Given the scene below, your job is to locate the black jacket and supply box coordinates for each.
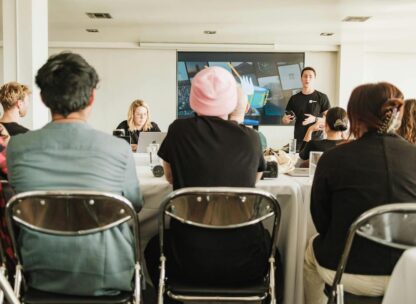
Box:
[311,131,416,275]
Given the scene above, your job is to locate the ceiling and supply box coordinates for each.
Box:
[4,0,416,48]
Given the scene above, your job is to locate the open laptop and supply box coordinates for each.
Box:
[137,132,167,153]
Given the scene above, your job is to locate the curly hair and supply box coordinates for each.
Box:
[397,99,416,144]
[0,82,30,111]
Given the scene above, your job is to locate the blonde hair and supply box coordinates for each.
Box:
[127,99,152,131]
[0,82,31,111]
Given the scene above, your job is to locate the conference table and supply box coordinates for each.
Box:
[136,155,315,304]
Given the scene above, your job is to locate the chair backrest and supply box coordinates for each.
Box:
[327,202,416,304]
[5,190,141,265]
[158,187,281,256]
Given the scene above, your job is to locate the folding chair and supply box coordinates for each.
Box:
[5,190,142,304]
[326,203,416,304]
[0,240,19,304]
[157,187,281,303]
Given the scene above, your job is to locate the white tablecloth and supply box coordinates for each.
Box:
[137,156,313,304]
[382,248,416,304]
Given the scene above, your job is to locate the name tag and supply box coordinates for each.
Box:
[309,100,317,104]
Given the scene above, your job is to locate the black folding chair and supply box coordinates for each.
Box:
[157,187,281,303]
[5,190,142,304]
[327,203,416,304]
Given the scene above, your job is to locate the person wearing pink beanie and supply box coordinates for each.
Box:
[145,66,276,304]
[189,66,238,119]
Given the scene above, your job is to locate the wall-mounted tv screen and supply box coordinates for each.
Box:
[177,52,305,125]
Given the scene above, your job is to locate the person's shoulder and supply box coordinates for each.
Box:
[116,120,128,129]
[314,90,329,99]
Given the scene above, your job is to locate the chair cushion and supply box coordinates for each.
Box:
[22,288,132,304]
[167,279,269,297]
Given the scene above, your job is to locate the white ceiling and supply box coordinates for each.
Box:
[4,0,416,47]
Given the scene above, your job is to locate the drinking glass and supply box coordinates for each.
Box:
[289,139,297,154]
[309,151,323,178]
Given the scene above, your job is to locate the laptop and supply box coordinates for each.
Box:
[137,132,167,153]
[286,168,309,177]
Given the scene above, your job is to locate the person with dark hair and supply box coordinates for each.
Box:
[0,82,31,135]
[282,67,331,149]
[303,82,416,304]
[7,52,142,296]
[299,107,348,160]
[397,99,416,144]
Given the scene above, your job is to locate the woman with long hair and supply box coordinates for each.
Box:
[304,82,416,304]
[397,99,416,144]
[115,99,160,148]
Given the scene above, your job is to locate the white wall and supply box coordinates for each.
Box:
[49,48,177,134]
[364,52,416,99]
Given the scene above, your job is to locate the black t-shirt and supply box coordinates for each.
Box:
[2,122,29,136]
[158,116,266,190]
[115,120,160,145]
[157,116,268,285]
[286,90,330,142]
[299,139,343,160]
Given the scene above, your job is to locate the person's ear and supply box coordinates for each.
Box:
[88,89,96,106]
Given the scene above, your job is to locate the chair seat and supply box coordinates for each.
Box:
[167,280,269,297]
[22,288,132,304]
[324,284,383,304]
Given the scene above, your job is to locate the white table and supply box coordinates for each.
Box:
[136,156,314,304]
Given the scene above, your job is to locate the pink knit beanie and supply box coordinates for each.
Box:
[190,67,237,117]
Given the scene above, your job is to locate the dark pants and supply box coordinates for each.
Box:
[145,221,284,303]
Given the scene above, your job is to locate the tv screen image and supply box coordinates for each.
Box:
[177,52,305,126]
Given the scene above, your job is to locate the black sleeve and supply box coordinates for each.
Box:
[286,96,294,112]
[310,153,332,235]
[157,122,174,163]
[319,93,331,114]
[151,122,161,132]
[299,141,314,160]
[116,120,128,133]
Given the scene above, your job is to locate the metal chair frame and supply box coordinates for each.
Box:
[327,203,416,304]
[5,190,142,304]
[157,187,281,303]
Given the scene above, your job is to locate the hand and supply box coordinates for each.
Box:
[302,114,316,126]
[310,120,324,132]
[240,75,254,96]
[282,114,295,124]
[131,144,138,152]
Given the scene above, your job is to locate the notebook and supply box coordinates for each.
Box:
[137,132,167,153]
[286,168,309,177]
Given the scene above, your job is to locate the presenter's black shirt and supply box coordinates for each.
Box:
[115,120,160,145]
[286,90,330,142]
[2,122,29,136]
[158,116,266,190]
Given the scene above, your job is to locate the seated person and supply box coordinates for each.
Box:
[115,99,160,151]
[304,82,416,304]
[299,107,347,160]
[229,85,268,151]
[0,82,31,135]
[397,99,416,144]
[7,52,142,296]
[145,67,281,302]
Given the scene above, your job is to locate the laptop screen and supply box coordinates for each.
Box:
[137,132,167,153]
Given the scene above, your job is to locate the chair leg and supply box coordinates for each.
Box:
[336,284,344,304]
[134,263,141,304]
[269,257,276,304]
[158,255,166,304]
